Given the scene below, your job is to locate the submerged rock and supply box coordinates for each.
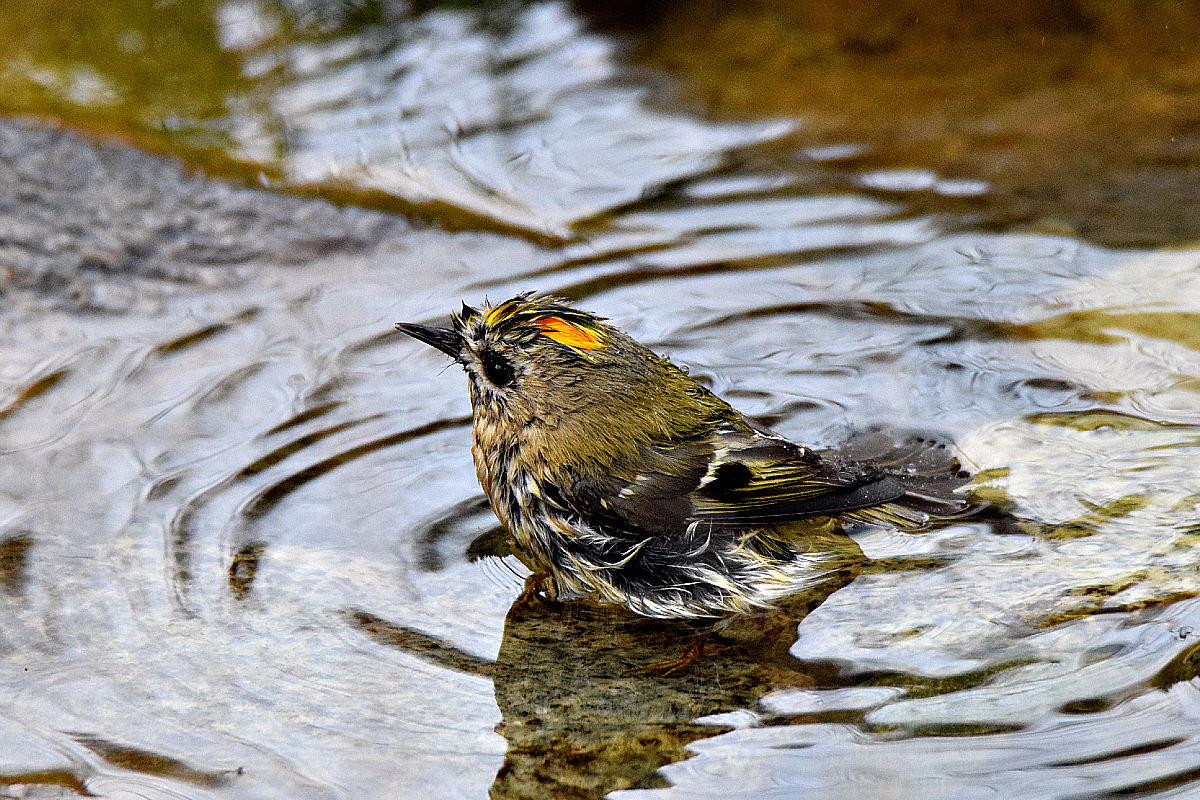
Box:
[0,120,403,309]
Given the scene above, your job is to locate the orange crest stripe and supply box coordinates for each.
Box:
[536,317,604,350]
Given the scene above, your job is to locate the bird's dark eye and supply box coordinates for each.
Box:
[482,350,516,388]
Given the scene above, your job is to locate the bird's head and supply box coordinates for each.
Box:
[395,293,735,456]
[397,294,624,426]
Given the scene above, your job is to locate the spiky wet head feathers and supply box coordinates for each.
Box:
[456,293,607,356]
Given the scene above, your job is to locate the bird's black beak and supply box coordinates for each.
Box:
[394,322,463,359]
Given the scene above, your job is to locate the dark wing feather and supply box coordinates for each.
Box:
[563,424,964,538]
[600,437,715,537]
[687,429,908,526]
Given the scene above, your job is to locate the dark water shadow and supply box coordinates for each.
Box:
[348,566,858,799]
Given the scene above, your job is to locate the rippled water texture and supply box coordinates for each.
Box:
[3,2,1200,799]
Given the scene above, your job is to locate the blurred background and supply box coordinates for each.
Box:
[2,1,1200,798]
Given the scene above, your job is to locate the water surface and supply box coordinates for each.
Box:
[2,2,1200,799]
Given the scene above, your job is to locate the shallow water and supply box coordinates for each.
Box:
[3,2,1200,799]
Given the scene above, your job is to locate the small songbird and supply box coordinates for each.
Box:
[396,294,971,620]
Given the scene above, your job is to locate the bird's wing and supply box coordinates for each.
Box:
[565,425,920,538]
[684,427,908,526]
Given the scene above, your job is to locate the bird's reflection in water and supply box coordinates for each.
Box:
[349,549,857,799]
[488,577,855,799]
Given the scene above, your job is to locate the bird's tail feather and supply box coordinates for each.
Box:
[832,427,978,530]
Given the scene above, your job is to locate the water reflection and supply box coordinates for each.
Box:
[356,567,856,799]
[234,2,793,238]
[589,0,1200,247]
[622,672,1200,800]
[0,0,794,240]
